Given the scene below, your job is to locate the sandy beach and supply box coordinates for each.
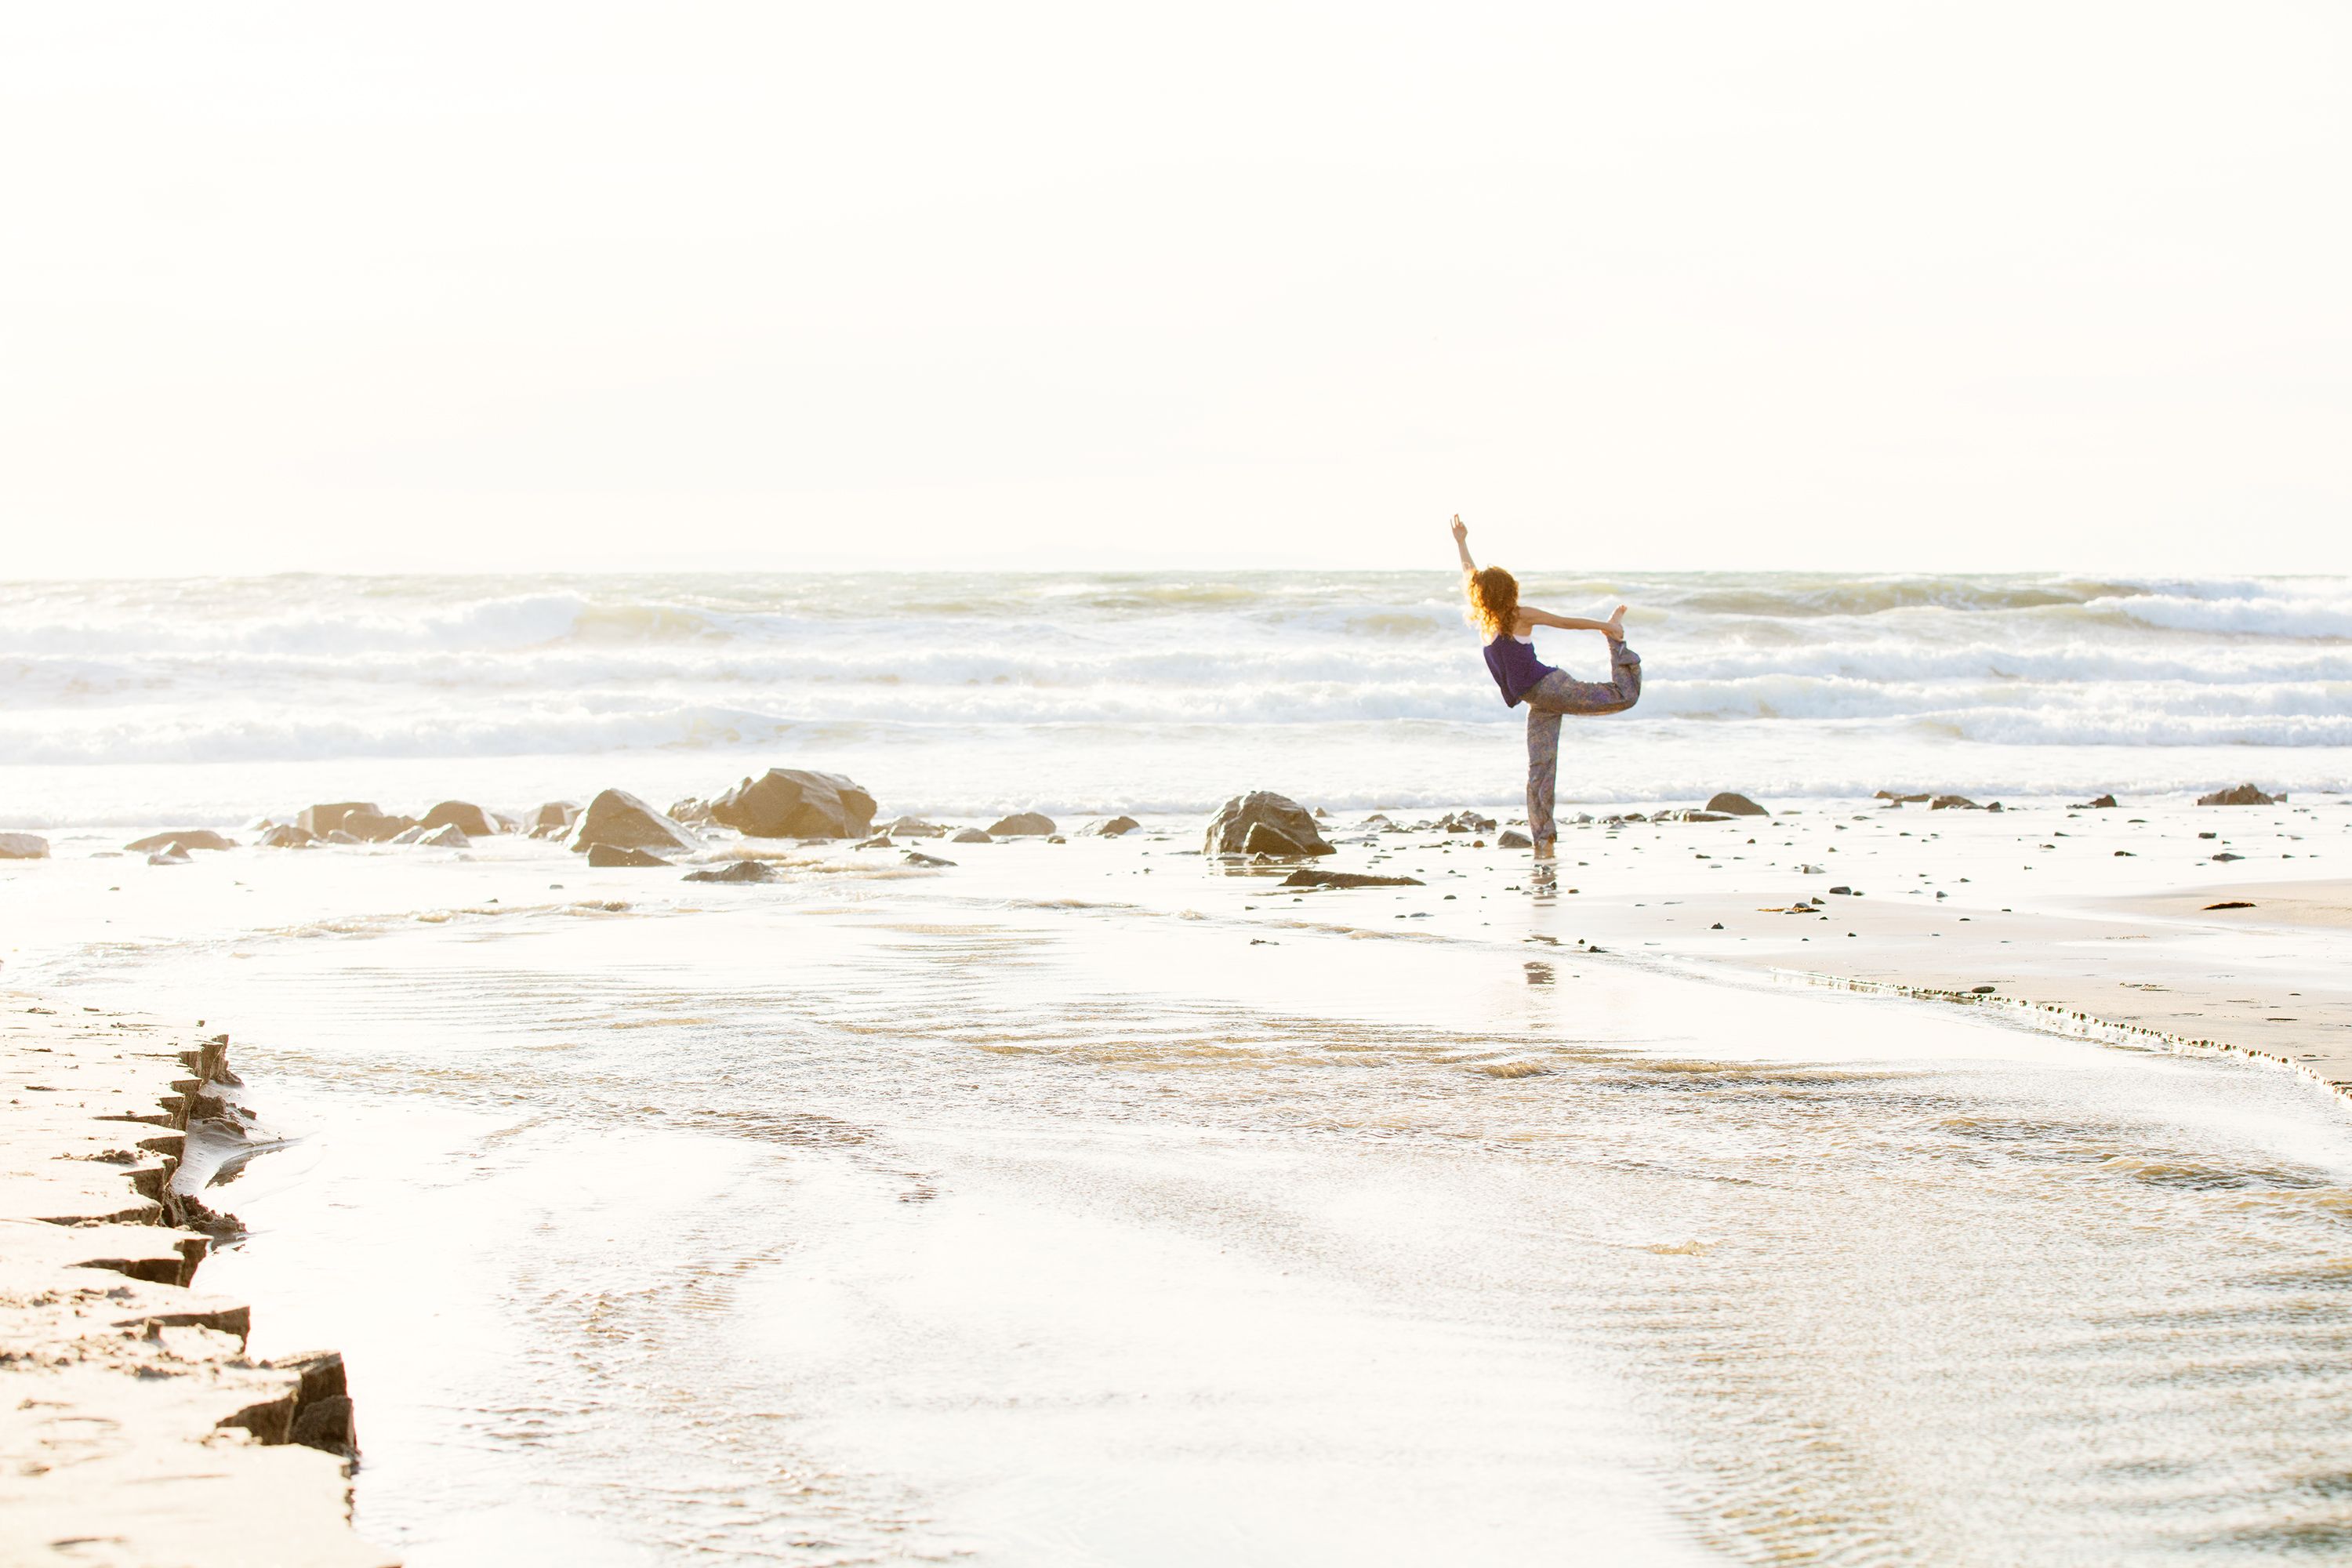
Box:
[8,779,2352,1563]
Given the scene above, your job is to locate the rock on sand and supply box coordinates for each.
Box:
[2198,783,2278,806]
[1205,792,1334,858]
[586,843,671,867]
[708,769,878,840]
[124,830,236,853]
[1704,792,1770,816]
[419,801,495,837]
[988,812,1057,837]
[683,860,777,883]
[0,833,49,859]
[1079,816,1142,837]
[569,789,699,855]
[296,802,379,836]
[1281,868,1423,888]
[952,828,992,844]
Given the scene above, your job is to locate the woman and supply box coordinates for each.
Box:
[1450,514,1641,860]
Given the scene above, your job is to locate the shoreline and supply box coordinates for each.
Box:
[0,996,394,1567]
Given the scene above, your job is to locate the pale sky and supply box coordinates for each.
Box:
[3,2,2346,575]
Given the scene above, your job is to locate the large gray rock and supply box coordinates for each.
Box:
[1704,792,1769,816]
[568,789,699,855]
[988,812,1057,837]
[0,833,50,859]
[1206,792,1334,858]
[707,769,877,840]
[125,829,236,853]
[419,801,495,837]
[2198,782,2278,806]
[296,802,379,837]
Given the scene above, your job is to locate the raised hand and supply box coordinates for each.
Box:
[1449,514,1468,546]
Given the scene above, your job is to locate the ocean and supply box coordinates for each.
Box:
[3,572,2348,829]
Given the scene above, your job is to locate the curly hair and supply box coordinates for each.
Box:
[1464,565,1520,640]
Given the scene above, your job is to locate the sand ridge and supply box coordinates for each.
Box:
[0,998,395,1568]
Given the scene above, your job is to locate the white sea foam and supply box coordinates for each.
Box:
[2,571,2347,821]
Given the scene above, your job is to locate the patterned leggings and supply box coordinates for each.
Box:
[1524,641,1642,847]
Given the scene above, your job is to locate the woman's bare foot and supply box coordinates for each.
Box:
[1532,842,1556,861]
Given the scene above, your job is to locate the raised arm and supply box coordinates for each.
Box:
[1449,514,1476,575]
[1521,603,1628,641]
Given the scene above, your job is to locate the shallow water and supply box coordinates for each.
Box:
[20,837,2352,1565]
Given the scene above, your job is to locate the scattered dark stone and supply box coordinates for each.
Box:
[125,829,236,854]
[296,802,379,837]
[2114,850,2134,857]
[2211,851,2245,862]
[1280,869,1425,889]
[1435,811,1497,834]
[1929,796,1980,811]
[903,851,956,867]
[1828,885,1853,895]
[1710,921,1724,930]
[1705,792,1769,816]
[1205,791,1334,858]
[2198,783,2277,806]
[586,844,670,867]
[987,811,1058,837]
[419,801,495,837]
[683,860,777,883]
[952,828,992,844]
[2204,900,2256,910]
[1045,834,1067,844]
[1970,985,1997,994]
[2198,831,2218,840]
[1875,791,1930,803]
[2073,794,2119,809]
[708,768,878,839]
[569,789,697,855]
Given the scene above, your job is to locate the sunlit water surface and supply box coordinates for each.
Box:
[20,841,2352,1566]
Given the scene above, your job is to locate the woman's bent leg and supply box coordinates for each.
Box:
[1523,643,1642,717]
[1526,704,1563,848]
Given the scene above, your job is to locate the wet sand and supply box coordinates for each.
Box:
[6,789,2352,1563]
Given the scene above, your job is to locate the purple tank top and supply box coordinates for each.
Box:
[1483,636,1555,708]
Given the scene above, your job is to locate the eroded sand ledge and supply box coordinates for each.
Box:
[0,995,395,1567]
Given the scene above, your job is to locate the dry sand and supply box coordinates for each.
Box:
[1272,792,2352,1098]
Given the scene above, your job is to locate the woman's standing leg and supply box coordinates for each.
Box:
[1519,641,1642,853]
[1526,702,1564,850]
